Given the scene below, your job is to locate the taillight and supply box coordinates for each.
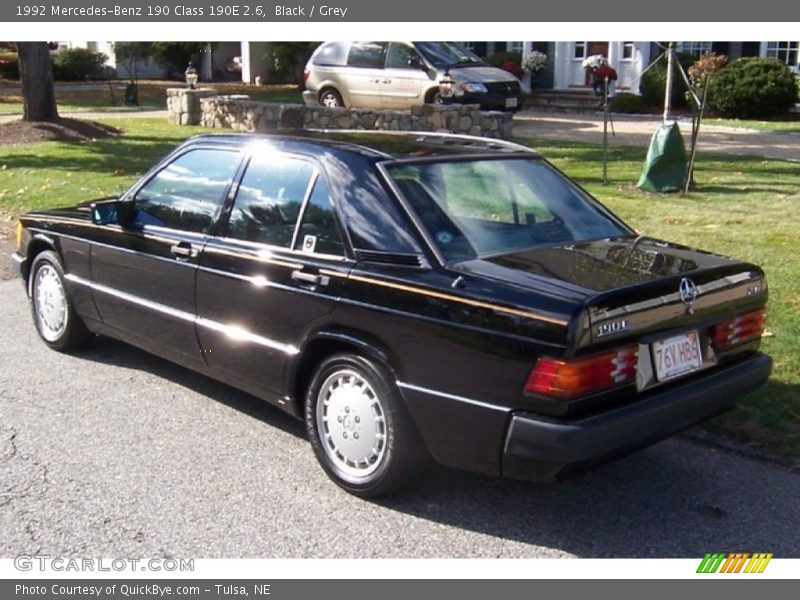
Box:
[711,308,766,350]
[525,345,638,398]
[303,68,310,82]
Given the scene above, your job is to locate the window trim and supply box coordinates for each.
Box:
[219,148,352,261]
[765,41,799,67]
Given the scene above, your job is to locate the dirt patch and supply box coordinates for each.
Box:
[0,117,120,146]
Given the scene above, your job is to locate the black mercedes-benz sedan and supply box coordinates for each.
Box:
[12,131,771,497]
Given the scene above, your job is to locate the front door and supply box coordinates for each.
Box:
[90,147,243,364]
[569,41,609,87]
[344,42,388,108]
[381,42,431,108]
[196,149,352,397]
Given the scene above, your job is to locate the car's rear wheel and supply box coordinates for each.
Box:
[305,353,424,497]
[319,88,344,108]
[29,251,92,352]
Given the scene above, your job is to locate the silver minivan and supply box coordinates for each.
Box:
[302,42,523,111]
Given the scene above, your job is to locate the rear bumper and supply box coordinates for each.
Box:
[302,90,319,107]
[502,353,773,481]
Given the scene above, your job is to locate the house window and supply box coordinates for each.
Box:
[462,42,477,52]
[574,42,586,59]
[622,42,635,60]
[675,42,713,56]
[508,42,524,54]
[765,41,799,67]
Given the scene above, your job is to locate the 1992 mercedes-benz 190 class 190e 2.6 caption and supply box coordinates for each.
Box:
[12,131,772,497]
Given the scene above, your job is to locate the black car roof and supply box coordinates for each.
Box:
[183,130,537,161]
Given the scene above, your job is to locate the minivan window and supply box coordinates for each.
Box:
[227,154,315,247]
[312,41,348,66]
[385,43,423,70]
[133,149,241,233]
[347,42,387,69]
[414,42,485,69]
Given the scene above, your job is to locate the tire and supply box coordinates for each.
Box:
[305,353,425,497]
[29,250,92,352]
[425,90,443,105]
[318,88,344,108]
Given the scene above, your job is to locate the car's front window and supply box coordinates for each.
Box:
[133,149,241,233]
[414,42,484,69]
[386,158,632,262]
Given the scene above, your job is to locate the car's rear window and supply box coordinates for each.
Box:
[312,42,349,66]
[386,158,632,262]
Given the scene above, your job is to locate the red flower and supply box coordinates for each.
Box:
[500,61,524,78]
[593,64,618,81]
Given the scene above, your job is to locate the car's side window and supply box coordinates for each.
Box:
[294,177,345,257]
[133,149,241,233]
[347,42,387,69]
[385,43,421,70]
[227,154,315,248]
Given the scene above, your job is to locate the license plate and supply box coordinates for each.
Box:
[505,97,518,108]
[652,330,703,382]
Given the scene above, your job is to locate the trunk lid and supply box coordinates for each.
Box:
[452,237,767,349]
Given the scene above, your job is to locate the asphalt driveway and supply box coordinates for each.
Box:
[1,277,799,558]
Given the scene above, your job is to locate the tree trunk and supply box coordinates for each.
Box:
[17,42,59,122]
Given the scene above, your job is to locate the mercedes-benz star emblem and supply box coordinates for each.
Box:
[679,277,699,314]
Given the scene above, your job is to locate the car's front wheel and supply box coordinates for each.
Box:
[305,353,424,497]
[29,250,92,352]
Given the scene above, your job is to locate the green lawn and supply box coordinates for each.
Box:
[0,119,797,462]
[0,82,303,114]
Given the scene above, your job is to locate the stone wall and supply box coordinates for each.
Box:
[166,89,513,139]
[166,88,216,126]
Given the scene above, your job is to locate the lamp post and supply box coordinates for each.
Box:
[184,61,198,90]
[438,69,454,105]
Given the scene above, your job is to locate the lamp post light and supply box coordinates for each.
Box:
[438,69,454,105]
[185,61,198,90]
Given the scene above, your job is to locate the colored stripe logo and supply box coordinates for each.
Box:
[697,553,773,573]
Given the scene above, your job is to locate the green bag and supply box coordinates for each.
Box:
[637,122,687,193]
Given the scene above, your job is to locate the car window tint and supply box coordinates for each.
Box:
[294,178,344,256]
[133,149,240,233]
[385,43,421,69]
[387,159,630,261]
[347,42,387,69]
[313,42,348,66]
[227,154,315,247]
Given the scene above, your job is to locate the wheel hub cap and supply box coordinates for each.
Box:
[35,265,67,341]
[317,369,386,478]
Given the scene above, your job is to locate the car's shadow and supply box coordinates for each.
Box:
[73,336,800,558]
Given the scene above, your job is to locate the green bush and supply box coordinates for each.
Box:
[640,52,696,109]
[0,51,19,80]
[52,48,108,80]
[708,57,799,119]
[487,51,522,68]
[608,92,648,114]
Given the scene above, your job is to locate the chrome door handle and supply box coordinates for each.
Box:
[170,243,198,259]
[291,270,330,286]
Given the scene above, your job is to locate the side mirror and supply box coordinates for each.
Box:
[91,199,133,226]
